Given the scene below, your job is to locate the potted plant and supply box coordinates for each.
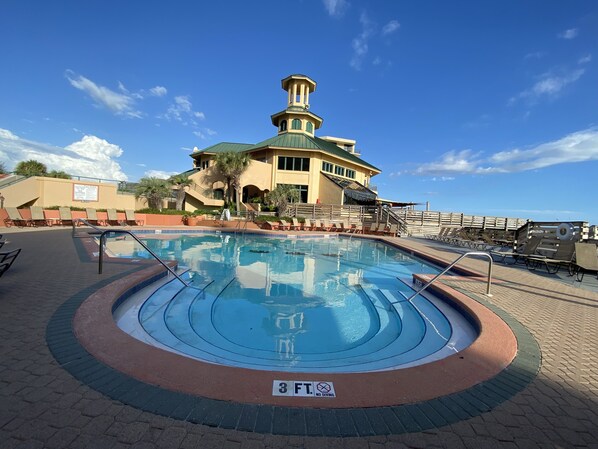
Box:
[182,212,199,226]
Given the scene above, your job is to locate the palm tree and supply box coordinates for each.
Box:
[134,177,171,210]
[213,151,251,213]
[168,174,193,211]
[265,185,300,216]
[14,160,47,177]
[48,170,71,179]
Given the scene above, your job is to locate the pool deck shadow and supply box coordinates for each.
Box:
[2,227,598,447]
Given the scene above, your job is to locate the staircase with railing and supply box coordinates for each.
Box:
[186,183,224,207]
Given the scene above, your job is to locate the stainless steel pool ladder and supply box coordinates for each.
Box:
[73,218,194,288]
[404,251,493,302]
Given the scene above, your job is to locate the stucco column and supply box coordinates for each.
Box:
[288,88,292,105]
[299,84,305,106]
[292,83,297,105]
[305,88,310,107]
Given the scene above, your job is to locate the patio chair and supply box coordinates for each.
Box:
[30,206,49,227]
[3,207,32,227]
[320,220,333,231]
[85,208,106,226]
[263,221,280,230]
[303,218,315,231]
[374,223,388,235]
[365,223,378,234]
[279,220,291,231]
[525,241,576,274]
[106,209,121,226]
[385,223,400,237]
[490,236,543,264]
[125,210,144,226]
[58,207,73,226]
[0,248,21,278]
[290,218,302,230]
[572,242,598,282]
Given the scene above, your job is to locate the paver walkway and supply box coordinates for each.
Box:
[1,228,597,448]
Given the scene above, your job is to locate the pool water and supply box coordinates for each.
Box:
[114,233,477,373]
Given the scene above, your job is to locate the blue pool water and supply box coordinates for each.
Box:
[114,233,477,372]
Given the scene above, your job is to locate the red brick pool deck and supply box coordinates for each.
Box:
[2,226,598,447]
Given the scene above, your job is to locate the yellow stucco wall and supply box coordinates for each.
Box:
[319,173,344,204]
[1,176,138,209]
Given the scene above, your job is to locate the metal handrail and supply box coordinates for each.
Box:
[72,218,104,234]
[97,229,189,287]
[405,251,493,302]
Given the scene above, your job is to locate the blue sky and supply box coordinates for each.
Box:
[1,1,597,224]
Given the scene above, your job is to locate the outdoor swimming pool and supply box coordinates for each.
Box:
[114,233,477,373]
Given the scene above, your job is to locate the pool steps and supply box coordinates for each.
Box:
[137,277,453,372]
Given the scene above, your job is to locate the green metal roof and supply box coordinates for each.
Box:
[191,142,254,157]
[246,133,381,172]
[192,134,380,173]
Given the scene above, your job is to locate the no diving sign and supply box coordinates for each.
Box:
[272,380,336,398]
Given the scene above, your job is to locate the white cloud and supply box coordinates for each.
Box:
[350,12,374,70]
[578,54,592,64]
[558,28,578,39]
[150,86,167,97]
[0,129,18,140]
[431,176,455,182]
[382,20,400,35]
[412,127,598,176]
[193,130,206,139]
[144,170,177,179]
[322,0,348,17]
[524,51,546,60]
[66,70,143,119]
[162,95,205,125]
[205,128,217,136]
[509,68,585,104]
[0,128,128,180]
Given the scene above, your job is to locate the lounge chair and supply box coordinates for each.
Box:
[320,220,333,231]
[290,218,302,230]
[525,241,576,274]
[490,236,542,264]
[263,221,279,230]
[303,219,314,231]
[106,209,121,226]
[85,208,106,226]
[385,223,400,237]
[58,207,73,226]
[331,221,343,232]
[0,248,21,278]
[374,223,387,235]
[365,223,378,234]
[30,206,49,227]
[125,210,144,226]
[279,220,291,230]
[572,242,598,282]
[3,207,31,227]
[352,223,364,234]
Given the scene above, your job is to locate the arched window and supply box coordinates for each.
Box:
[291,119,302,130]
[306,122,313,133]
[280,120,287,131]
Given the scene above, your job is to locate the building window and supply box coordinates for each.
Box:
[322,161,333,173]
[346,169,356,179]
[278,156,310,172]
[306,122,313,133]
[291,119,302,130]
[334,166,345,176]
[278,184,308,203]
[201,160,209,170]
[280,120,287,131]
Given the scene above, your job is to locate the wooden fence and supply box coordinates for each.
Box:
[392,209,528,231]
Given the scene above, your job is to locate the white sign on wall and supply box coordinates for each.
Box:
[73,184,99,202]
[272,380,336,398]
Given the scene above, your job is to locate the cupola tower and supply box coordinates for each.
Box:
[270,74,323,136]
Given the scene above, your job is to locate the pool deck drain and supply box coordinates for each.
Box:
[2,227,598,447]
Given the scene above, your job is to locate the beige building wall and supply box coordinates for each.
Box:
[1,176,138,209]
[319,174,344,204]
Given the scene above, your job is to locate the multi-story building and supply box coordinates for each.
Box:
[185,74,381,211]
